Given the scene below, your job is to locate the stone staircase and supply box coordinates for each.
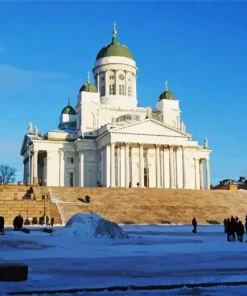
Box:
[47,187,247,225]
[2,185,247,225]
[0,185,62,225]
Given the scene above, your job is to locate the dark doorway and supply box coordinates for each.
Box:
[144,168,149,188]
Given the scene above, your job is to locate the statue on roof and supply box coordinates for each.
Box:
[113,23,117,38]
[87,72,90,83]
[27,122,33,134]
[112,117,116,125]
[34,126,38,136]
[181,121,186,132]
[204,138,208,149]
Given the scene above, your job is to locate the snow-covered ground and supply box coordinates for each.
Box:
[1,214,247,295]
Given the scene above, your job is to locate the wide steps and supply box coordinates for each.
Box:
[2,186,247,225]
[47,187,247,224]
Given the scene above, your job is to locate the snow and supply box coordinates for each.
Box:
[53,213,129,239]
[0,216,247,295]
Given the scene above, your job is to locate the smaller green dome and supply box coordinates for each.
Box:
[79,72,97,93]
[79,81,97,93]
[158,81,176,101]
[61,105,76,115]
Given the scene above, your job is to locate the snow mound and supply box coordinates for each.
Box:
[53,213,129,239]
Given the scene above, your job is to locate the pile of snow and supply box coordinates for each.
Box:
[53,213,129,239]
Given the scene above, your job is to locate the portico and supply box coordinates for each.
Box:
[95,141,211,190]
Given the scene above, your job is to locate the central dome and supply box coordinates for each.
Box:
[96,24,133,60]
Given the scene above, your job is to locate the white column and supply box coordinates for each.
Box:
[116,147,120,187]
[194,158,200,189]
[163,149,166,188]
[115,70,119,95]
[97,72,99,91]
[205,159,210,190]
[132,73,137,98]
[105,70,108,96]
[125,143,130,187]
[200,159,204,189]
[110,142,116,187]
[80,151,84,187]
[139,144,144,187]
[105,145,111,187]
[155,145,161,188]
[33,150,38,177]
[124,70,127,95]
[175,148,179,188]
[120,146,125,187]
[58,151,64,186]
[32,150,38,184]
[100,149,104,185]
[182,148,186,189]
[30,156,33,184]
[169,146,174,188]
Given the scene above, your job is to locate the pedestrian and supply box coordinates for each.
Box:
[192,217,197,233]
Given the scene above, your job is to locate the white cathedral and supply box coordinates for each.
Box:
[20,24,212,190]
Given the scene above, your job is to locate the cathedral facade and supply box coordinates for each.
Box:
[20,24,212,189]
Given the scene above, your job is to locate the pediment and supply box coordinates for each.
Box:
[111,119,190,138]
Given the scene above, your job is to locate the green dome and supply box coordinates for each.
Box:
[159,90,176,101]
[79,81,97,93]
[61,105,76,115]
[159,81,176,101]
[96,24,133,60]
[96,37,133,60]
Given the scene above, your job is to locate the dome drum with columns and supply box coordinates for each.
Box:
[20,24,212,190]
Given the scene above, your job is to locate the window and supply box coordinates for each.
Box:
[101,76,105,82]
[119,85,125,95]
[109,84,115,95]
[100,86,105,96]
[67,157,74,164]
[128,86,132,96]
[110,75,114,80]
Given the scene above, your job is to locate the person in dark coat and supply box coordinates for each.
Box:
[245,215,247,234]
[0,216,5,234]
[226,218,231,241]
[236,221,244,242]
[18,215,23,230]
[223,218,227,233]
[13,216,19,230]
[192,217,197,233]
[230,216,236,242]
[50,217,54,226]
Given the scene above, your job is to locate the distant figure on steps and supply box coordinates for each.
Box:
[192,217,197,233]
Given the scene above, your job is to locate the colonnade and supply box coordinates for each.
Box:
[104,143,211,190]
[24,144,210,190]
[95,70,136,98]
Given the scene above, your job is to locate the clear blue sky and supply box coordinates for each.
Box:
[0,1,247,184]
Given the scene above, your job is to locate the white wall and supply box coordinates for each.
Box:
[156,99,181,129]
